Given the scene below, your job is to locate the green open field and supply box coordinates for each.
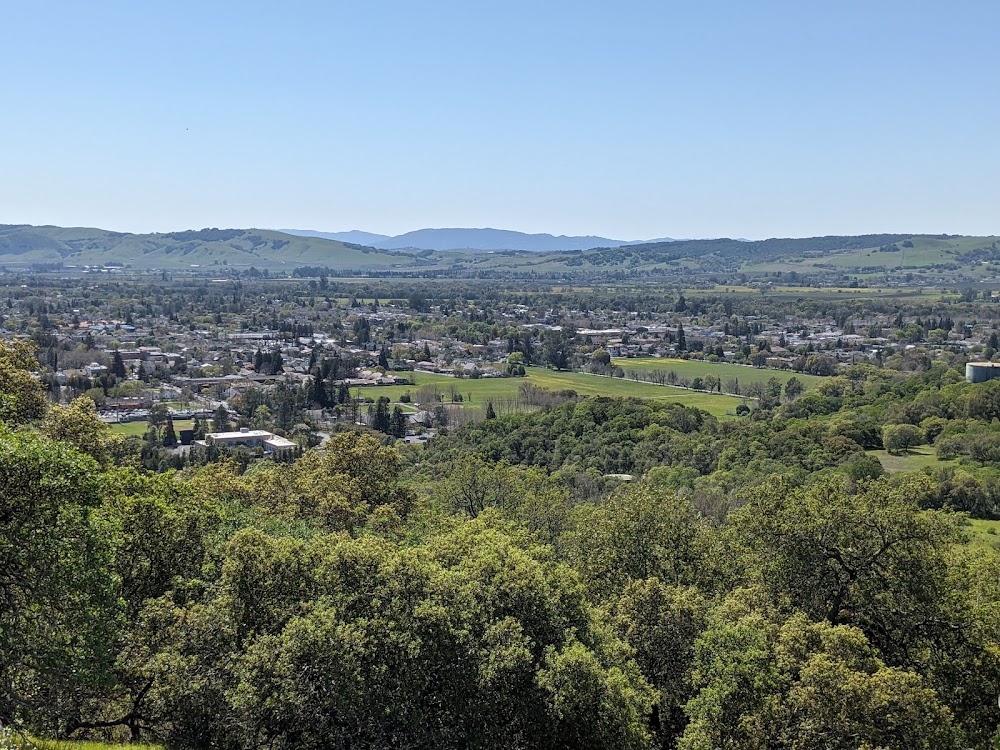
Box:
[111,419,195,437]
[613,357,824,390]
[358,368,747,418]
[867,447,956,474]
[964,518,1000,551]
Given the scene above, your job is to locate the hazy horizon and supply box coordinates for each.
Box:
[6,222,989,245]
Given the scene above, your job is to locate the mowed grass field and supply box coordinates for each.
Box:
[110,419,194,437]
[613,358,824,390]
[867,447,956,474]
[361,368,747,418]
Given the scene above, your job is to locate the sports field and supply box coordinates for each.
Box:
[110,419,195,437]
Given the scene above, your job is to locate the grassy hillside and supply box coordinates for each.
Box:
[424,233,999,279]
[0,225,426,271]
[744,235,1000,276]
[3,224,997,278]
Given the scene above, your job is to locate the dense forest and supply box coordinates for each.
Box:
[2,332,1000,749]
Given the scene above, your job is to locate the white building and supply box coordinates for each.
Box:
[195,428,296,455]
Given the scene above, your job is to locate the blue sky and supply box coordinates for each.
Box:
[2,1,998,239]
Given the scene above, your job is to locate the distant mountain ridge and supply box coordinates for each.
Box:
[277,229,391,245]
[279,227,676,252]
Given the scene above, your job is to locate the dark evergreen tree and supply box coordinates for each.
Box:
[212,405,231,432]
[111,349,127,379]
[162,418,177,448]
[390,405,408,438]
[371,396,391,434]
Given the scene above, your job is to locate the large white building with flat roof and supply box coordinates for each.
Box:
[195,428,296,454]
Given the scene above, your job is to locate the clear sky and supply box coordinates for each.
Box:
[2,1,998,239]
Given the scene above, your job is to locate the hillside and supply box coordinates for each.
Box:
[282,226,650,252]
[278,229,392,245]
[2,225,997,280]
[372,227,631,252]
[0,225,425,271]
[278,229,675,253]
[458,233,1000,280]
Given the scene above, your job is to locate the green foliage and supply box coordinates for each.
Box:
[136,514,653,749]
[0,432,118,731]
[680,610,962,750]
[882,422,924,453]
[784,375,804,400]
[5,365,1000,747]
[240,432,415,530]
[536,640,654,750]
[211,404,230,432]
[728,475,955,633]
[0,339,47,425]
[610,580,708,747]
[426,398,713,479]
[566,485,707,600]
[44,396,125,467]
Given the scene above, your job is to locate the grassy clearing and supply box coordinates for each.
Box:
[110,419,195,437]
[613,357,824,390]
[356,368,747,418]
[964,518,1000,551]
[868,447,955,473]
[528,370,746,416]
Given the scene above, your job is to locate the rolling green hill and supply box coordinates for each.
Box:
[0,225,430,271]
[2,225,997,278]
[417,233,999,279]
[743,235,1000,275]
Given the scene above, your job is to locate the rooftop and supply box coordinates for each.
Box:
[206,429,275,440]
